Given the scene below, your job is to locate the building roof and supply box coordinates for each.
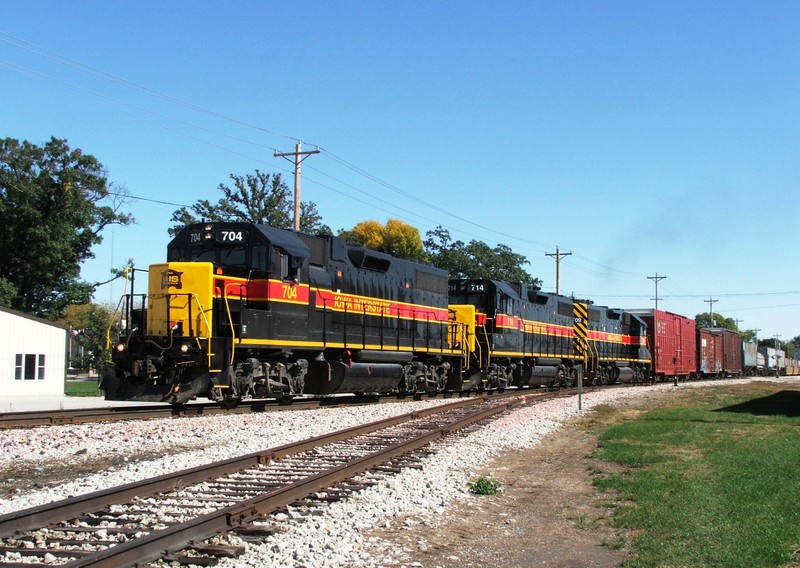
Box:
[0,306,70,331]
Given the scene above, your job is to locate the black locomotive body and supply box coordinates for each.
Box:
[448,279,651,389]
[103,222,469,403]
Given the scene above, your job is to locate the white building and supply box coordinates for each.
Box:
[0,307,68,397]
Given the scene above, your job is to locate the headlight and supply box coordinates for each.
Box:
[115,343,126,352]
[180,343,190,353]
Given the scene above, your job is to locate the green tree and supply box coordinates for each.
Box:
[424,226,541,286]
[740,329,758,343]
[0,137,133,319]
[59,302,119,374]
[169,170,330,236]
[695,312,738,330]
[339,219,424,260]
[758,337,788,352]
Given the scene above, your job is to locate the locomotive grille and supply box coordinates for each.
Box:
[416,269,448,295]
[298,234,327,266]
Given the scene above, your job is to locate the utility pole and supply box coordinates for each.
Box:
[647,273,666,311]
[774,334,782,377]
[753,327,761,345]
[704,298,718,328]
[647,273,666,385]
[545,247,572,295]
[734,318,743,330]
[274,141,320,231]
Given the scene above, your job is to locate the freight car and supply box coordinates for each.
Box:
[627,312,749,381]
[449,280,651,388]
[628,309,696,381]
[743,341,759,376]
[698,328,743,378]
[103,222,469,404]
[758,345,786,376]
[697,328,722,376]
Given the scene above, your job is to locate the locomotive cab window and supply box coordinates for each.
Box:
[251,244,269,273]
[279,252,300,282]
[497,294,513,315]
[168,247,185,261]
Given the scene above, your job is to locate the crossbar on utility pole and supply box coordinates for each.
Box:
[647,273,666,311]
[274,141,320,231]
[545,247,572,295]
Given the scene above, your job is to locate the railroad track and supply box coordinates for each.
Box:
[0,390,555,567]
[0,391,493,430]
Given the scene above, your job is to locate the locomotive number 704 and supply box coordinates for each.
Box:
[220,231,245,242]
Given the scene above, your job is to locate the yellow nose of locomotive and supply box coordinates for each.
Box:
[147,262,214,339]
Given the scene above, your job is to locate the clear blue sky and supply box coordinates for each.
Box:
[2,1,798,342]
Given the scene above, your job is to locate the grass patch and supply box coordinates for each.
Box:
[65,379,102,397]
[589,383,800,567]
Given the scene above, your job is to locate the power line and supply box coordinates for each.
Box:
[0,31,302,144]
[2,41,557,254]
[4,29,798,332]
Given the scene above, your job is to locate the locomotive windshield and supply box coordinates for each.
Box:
[168,243,248,265]
[167,223,309,278]
[449,280,489,308]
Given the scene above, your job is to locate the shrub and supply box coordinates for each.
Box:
[468,475,502,495]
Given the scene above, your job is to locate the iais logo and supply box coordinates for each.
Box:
[161,269,184,290]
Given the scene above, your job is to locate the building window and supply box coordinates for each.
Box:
[24,354,36,380]
[14,353,46,380]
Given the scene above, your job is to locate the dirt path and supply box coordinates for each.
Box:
[367,420,630,567]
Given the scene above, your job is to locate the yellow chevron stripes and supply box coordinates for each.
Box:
[573,302,588,357]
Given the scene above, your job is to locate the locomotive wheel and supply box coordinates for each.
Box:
[219,397,241,409]
[100,367,126,400]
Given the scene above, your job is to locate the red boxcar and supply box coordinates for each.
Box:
[699,328,743,377]
[698,329,722,376]
[631,309,696,380]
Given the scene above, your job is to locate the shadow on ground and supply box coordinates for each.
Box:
[716,390,800,418]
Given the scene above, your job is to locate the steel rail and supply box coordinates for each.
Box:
[0,390,500,429]
[0,395,491,538]
[0,392,536,567]
[68,395,528,567]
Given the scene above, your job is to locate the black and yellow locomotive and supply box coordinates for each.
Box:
[103,222,471,404]
[448,279,651,389]
[103,222,653,404]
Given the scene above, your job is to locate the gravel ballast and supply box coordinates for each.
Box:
[0,379,791,567]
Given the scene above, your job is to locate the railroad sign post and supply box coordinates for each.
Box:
[572,303,588,413]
